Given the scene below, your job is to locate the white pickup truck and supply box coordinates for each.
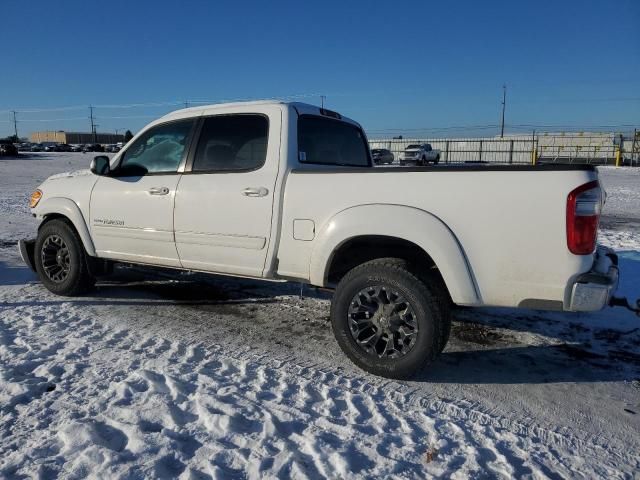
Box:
[400,143,441,165]
[19,100,622,379]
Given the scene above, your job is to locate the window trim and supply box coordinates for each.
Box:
[183,113,271,175]
[297,114,372,168]
[111,118,197,177]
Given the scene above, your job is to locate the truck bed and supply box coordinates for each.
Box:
[277,164,599,308]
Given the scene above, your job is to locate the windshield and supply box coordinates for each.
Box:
[298,115,370,167]
[406,144,421,149]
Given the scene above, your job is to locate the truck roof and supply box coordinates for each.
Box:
[159,100,360,127]
[161,100,304,118]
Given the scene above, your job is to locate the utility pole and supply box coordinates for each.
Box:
[11,111,18,139]
[184,100,189,108]
[89,105,96,142]
[500,84,506,138]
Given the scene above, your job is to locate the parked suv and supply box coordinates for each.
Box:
[0,141,18,157]
[371,148,394,165]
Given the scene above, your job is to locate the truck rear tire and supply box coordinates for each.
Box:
[35,219,95,296]
[330,258,449,379]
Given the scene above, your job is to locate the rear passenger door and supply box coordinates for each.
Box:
[174,109,282,277]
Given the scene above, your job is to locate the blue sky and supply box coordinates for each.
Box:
[1,0,638,138]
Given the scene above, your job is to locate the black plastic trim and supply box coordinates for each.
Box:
[18,239,36,272]
[575,268,618,286]
[291,164,597,174]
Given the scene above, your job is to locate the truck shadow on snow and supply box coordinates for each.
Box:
[1,257,639,386]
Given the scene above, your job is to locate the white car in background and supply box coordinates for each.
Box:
[400,143,441,165]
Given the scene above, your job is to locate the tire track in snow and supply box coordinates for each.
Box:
[1,292,638,479]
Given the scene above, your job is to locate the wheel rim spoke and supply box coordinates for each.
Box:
[348,284,419,359]
[41,235,71,283]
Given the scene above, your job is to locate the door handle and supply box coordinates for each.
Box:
[148,187,170,195]
[242,187,269,197]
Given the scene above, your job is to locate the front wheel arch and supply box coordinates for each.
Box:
[34,197,96,256]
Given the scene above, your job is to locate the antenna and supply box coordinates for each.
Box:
[321,95,326,108]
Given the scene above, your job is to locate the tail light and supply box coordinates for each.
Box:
[566,181,602,255]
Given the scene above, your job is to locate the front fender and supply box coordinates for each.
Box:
[34,197,96,256]
[309,204,480,305]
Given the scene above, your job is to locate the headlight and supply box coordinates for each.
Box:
[29,189,42,208]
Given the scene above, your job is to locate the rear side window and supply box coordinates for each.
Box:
[298,115,370,167]
[192,115,268,172]
[119,119,194,175]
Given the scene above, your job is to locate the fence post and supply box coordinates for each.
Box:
[479,140,483,162]
[445,140,449,163]
[615,146,621,167]
[509,139,514,164]
[632,129,638,167]
[531,130,537,165]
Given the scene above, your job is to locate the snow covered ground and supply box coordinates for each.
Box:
[1,154,639,478]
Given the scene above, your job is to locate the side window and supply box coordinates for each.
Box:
[119,119,194,175]
[298,115,370,167]
[192,115,268,172]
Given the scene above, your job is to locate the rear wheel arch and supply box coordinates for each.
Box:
[309,205,480,305]
[325,235,448,297]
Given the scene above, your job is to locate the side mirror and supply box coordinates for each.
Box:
[90,155,110,176]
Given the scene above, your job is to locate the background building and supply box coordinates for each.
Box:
[30,131,124,144]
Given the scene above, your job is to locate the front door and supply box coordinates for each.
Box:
[90,119,195,267]
[174,111,281,277]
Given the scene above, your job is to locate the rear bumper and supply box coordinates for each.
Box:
[568,246,618,312]
[18,239,37,272]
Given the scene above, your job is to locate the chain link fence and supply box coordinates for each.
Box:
[369,131,640,166]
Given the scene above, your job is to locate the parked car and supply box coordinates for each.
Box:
[30,144,43,152]
[400,143,441,165]
[43,143,59,152]
[17,143,33,152]
[54,143,72,152]
[0,141,18,156]
[18,100,627,379]
[83,144,105,152]
[70,144,83,152]
[371,148,394,165]
[103,144,121,153]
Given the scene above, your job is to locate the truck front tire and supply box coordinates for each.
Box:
[35,219,96,296]
[330,258,449,379]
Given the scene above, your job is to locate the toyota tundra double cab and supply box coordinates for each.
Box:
[19,100,620,378]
